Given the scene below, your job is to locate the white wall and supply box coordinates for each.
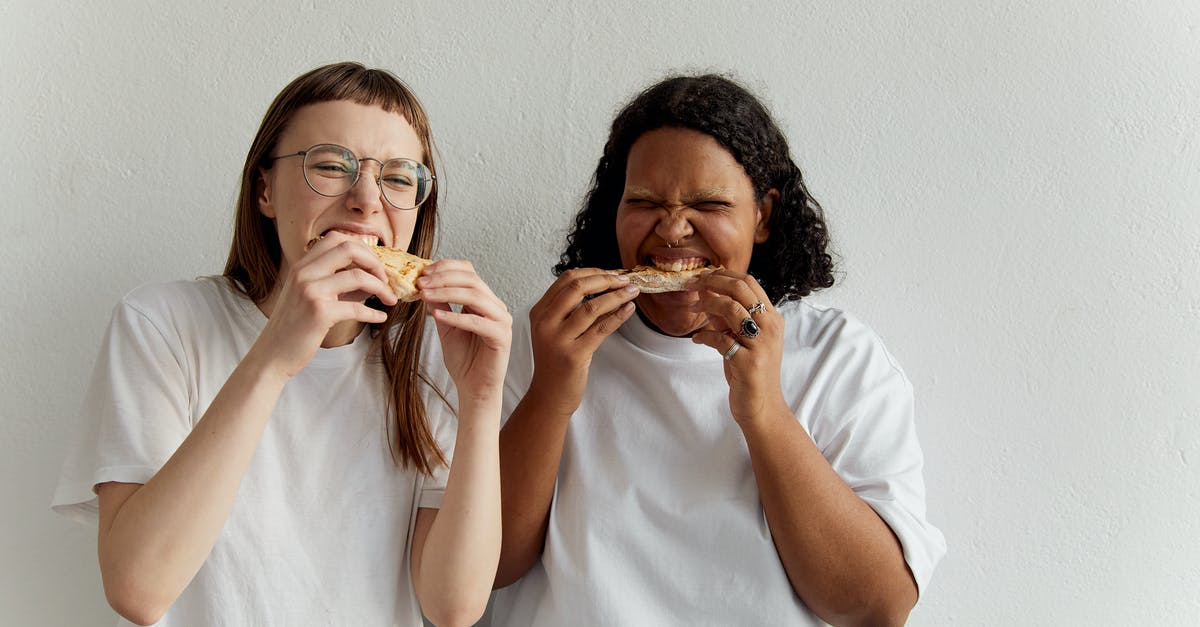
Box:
[3,1,1197,624]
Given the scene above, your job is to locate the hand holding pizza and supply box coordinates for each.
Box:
[688,270,789,426]
[416,260,513,399]
[255,232,399,378]
[526,268,640,416]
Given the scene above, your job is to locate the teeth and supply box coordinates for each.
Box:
[325,230,380,246]
[651,256,706,271]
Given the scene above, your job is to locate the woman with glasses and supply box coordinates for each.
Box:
[53,62,507,626]
[491,75,945,626]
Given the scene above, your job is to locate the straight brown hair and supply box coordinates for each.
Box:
[223,62,447,474]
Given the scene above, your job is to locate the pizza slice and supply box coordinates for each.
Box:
[616,264,721,293]
[372,244,431,302]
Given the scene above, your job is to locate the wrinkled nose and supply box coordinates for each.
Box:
[654,208,693,245]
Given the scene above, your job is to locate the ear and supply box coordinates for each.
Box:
[754,189,778,244]
[256,168,276,219]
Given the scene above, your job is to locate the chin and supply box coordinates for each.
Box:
[638,293,706,337]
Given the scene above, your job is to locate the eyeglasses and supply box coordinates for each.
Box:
[266,143,435,210]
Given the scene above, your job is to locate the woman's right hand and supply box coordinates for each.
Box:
[252,232,399,378]
[97,233,401,623]
[526,268,639,415]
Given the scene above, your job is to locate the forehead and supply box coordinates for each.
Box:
[282,100,424,160]
[623,127,751,195]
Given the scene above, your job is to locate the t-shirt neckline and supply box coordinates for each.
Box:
[617,308,719,362]
[219,276,372,369]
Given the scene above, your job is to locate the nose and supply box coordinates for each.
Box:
[345,160,385,214]
[654,207,693,245]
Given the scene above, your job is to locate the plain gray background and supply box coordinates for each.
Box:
[3,1,1198,624]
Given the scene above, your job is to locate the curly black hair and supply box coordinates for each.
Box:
[554,74,835,305]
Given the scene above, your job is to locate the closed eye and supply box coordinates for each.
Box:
[382,175,415,188]
[310,161,353,177]
[623,198,659,208]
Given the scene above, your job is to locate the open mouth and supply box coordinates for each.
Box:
[645,255,710,272]
[321,228,381,247]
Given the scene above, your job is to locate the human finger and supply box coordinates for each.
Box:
[318,267,397,306]
[417,264,510,321]
[689,292,751,336]
[342,300,390,325]
[575,300,636,346]
[431,309,511,350]
[690,270,760,309]
[540,269,631,320]
[560,284,640,339]
[691,329,744,360]
[297,236,388,285]
[420,285,509,321]
[417,265,502,302]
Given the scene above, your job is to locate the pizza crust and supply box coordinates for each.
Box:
[616,265,720,293]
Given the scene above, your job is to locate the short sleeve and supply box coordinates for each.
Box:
[51,299,193,523]
[805,319,947,595]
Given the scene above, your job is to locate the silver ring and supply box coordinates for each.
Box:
[747,301,766,316]
[738,317,760,339]
[722,341,742,361]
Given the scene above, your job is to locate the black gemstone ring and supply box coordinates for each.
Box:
[738,317,760,338]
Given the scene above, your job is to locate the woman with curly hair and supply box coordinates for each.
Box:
[491,74,945,626]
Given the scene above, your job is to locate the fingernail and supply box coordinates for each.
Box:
[623,286,640,295]
[615,274,630,283]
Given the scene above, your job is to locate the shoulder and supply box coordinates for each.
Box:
[113,276,257,347]
[119,276,245,319]
[779,299,911,388]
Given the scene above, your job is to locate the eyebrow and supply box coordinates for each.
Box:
[624,185,733,204]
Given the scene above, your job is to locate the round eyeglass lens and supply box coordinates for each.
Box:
[302,144,358,197]
[380,159,432,209]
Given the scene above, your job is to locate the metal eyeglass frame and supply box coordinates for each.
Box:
[265,143,435,210]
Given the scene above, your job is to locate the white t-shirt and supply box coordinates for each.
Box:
[490,300,946,626]
[52,276,457,627]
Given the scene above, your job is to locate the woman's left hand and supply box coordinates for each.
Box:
[689,270,787,426]
[417,260,512,401]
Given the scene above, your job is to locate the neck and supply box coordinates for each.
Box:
[635,306,702,338]
[322,319,367,347]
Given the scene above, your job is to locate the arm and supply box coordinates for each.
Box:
[406,260,509,626]
[691,272,916,627]
[494,269,639,588]
[409,393,500,627]
[97,235,396,625]
[741,407,917,626]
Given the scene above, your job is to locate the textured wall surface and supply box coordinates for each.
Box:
[2,1,1198,624]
